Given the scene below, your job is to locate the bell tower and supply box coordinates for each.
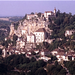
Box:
[54,7,56,16]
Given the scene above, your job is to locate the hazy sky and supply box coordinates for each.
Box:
[0,1,75,16]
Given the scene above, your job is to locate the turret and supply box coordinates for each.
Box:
[54,8,56,16]
[54,8,56,14]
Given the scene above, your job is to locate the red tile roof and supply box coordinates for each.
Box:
[35,28,46,32]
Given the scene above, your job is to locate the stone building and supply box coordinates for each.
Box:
[27,33,36,43]
[34,28,47,44]
[44,8,56,20]
[65,30,75,37]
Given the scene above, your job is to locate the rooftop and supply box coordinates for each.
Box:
[45,11,53,13]
[35,28,46,32]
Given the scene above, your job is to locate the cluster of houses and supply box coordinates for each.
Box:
[51,48,75,62]
[1,8,75,62]
[27,8,56,20]
[2,46,75,62]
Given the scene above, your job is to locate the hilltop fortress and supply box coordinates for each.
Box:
[9,8,56,49]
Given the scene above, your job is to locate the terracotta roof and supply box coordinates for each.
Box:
[45,11,53,13]
[35,28,46,32]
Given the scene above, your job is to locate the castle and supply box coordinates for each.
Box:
[9,8,56,49]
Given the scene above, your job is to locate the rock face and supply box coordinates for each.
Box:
[9,16,49,39]
[9,9,56,49]
[9,8,56,38]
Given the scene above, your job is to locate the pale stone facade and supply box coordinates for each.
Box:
[65,30,75,36]
[44,8,56,20]
[27,33,36,43]
[27,13,38,19]
[34,28,47,43]
[16,37,25,49]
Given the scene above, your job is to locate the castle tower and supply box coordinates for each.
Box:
[54,8,56,16]
[54,8,56,14]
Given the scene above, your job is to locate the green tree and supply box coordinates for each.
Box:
[31,12,34,14]
[35,67,47,75]
[0,49,2,55]
[37,12,41,17]
[12,34,18,46]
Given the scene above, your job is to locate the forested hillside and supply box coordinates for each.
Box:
[49,10,75,39]
[44,10,75,51]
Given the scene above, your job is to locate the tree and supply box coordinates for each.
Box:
[35,67,47,75]
[37,12,41,17]
[64,17,69,24]
[31,57,36,62]
[14,22,19,30]
[12,34,18,46]
[0,63,8,74]
[23,14,27,20]
[51,56,57,61]
[56,10,60,17]
[0,49,2,55]
[59,68,67,75]
[38,60,46,68]
[31,12,34,15]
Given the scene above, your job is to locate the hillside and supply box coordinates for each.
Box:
[0,16,23,41]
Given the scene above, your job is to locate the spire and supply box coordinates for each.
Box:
[54,7,56,14]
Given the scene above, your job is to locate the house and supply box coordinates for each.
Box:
[51,48,59,56]
[56,52,68,62]
[34,28,47,44]
[15,50,21,54]
[22,29,26,35]
[27,13,38,19]
[51,48,68,62]
[65,30,75,37]
[16,37,26,49]
[34,49,39,54]
[2,47,15,57]
[39,56,51,62]
[40,49,50,56]
[44,8,56,20]
[45,39,55,44]
[27,33,36,43]
[51,48,75,62]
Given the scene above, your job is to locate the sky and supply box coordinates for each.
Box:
[0,1,75,16]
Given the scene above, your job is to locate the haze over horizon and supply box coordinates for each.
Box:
[0,1,75,16]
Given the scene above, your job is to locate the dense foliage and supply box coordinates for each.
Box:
[64,61,75,75]
[46,62,67,75]
[0,54,67,75]
[49,10,75,39]
[37,10,75,51]
[14,22,19,30]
